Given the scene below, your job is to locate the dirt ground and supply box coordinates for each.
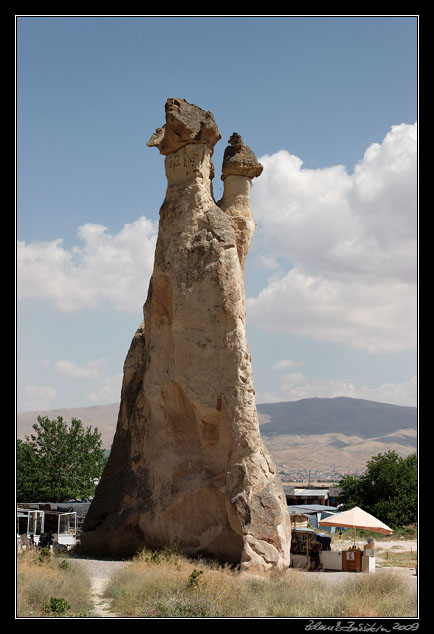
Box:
[331,538,417,552]
[293,566,417,592]
[316,537,418,587]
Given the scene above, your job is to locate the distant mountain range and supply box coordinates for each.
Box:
[257,397,416,440]
[256,397,416,477]
[17,397,417,477]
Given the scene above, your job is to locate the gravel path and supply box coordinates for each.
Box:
[68,555,129,618]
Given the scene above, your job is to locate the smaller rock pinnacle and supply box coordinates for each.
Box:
[221,132,263,181]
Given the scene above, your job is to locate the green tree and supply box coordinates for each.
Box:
[338,450,417,529]
[17,439,44,501]
[17,416,107,502]
[335,473,362,509]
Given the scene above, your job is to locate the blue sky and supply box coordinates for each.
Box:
[16,15,418,412]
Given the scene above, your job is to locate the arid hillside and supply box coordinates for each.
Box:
[17,397,416,476]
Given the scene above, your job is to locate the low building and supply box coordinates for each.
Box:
[284,487,329,506]
[283,486,342,507]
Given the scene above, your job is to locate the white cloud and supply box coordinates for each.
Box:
[366,375,417,407]
[22,384,57,411]
[248,271,415,353]
[271,359,305,370]
[17,216,158,312]
[86,373,123,405]
[256,373,417,408]
[249,122,417,353]
[55,358,106,379]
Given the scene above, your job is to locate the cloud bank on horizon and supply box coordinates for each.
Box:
[17,121,417,410]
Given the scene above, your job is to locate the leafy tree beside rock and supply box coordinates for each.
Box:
[337,450,417,530]
[17,416,107,502]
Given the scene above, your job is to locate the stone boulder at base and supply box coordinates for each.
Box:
[80,98,291,574]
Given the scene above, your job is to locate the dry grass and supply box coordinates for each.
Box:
[16,549,94,617]
[104,549,252,617]
[16,544,417,618]
[375,548,418,568]
[337,570,417,618]
[104,547,417,618]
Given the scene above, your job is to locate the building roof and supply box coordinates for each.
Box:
[288,504,339,515]
[56,503,91,517]
[287,507,309,516]
[293,489,329,497]
[17,502,91,518]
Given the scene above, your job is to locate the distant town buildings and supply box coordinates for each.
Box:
[277,464,363,483]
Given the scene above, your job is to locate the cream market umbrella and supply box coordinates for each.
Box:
[318,506,393,544]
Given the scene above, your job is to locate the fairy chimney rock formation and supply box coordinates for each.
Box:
[217,133,264,268]
[80,98,291,573]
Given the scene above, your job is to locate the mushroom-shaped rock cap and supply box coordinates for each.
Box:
[147,98,221,155]
[221,132,263,181]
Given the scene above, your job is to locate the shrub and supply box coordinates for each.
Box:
[58,559,69,571]
[187,569,204,589]
[43,597,70,615]
[38,547,51,564]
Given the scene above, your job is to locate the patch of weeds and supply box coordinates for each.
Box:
[57,559,69,571]
[43,597,70,616]
[187,569,204,589]
[37,547,51,564]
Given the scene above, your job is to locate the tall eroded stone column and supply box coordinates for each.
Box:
[80,99,291,573]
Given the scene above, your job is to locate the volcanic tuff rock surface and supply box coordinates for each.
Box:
[221,132,264,181]
[80,98,291,573]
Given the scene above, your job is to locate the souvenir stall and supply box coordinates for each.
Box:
[318,506,393,573]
